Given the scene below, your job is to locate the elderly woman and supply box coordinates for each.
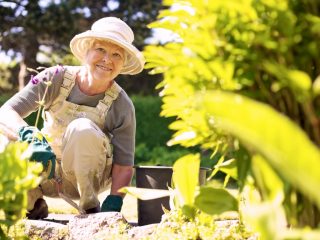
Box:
[0,17,145,219]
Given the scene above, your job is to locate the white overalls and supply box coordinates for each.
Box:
[28,67,121,211]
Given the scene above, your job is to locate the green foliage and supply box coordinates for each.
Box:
[240,155,287,240]
[0,220,29,240]
[132,95,214,167]
[144,0,320,237]
[132,95,190,166]
[0,93,14,107]
[0,141,42,238]
[151,209,253,240]
[24,112,43,129]
[132,95,173,149]
[134,143,194,166]
[172,154,199,217]
[200,90,320,207]
[171,155,238,218]
[195,186,238,216]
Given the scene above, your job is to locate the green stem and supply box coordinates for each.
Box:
[32,83,50,143]
[302,101,320,146]
[34,105,42,130]
[35,81,50,128]
[255,72,277,108]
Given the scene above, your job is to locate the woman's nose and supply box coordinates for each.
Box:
[102,53,112,62]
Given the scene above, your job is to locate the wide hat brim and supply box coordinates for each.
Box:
[70,31,145,75]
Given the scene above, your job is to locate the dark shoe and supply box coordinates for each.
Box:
[26,198,49,220]
[85,205,101,214]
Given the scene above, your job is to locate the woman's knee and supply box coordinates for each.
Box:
[64,118,106,144]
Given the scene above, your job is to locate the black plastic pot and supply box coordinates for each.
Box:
[134,165,210,226]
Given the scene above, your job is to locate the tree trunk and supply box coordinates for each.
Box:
[18,61,27,91]
[18,29,39,90]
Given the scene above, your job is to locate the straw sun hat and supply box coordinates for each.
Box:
[70,17,145,75]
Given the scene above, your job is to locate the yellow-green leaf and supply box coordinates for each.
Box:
[195,186,238,215]
[119,187,170,200]
[172,154,200,206]
[201,91,320,208]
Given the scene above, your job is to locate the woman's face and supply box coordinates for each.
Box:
[85,40,125,82]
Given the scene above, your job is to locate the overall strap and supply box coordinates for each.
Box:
[59,68,77,98]
[97,82,122,117]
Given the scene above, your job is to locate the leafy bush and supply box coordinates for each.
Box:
[0,141,42,239]
[152,209,254,240]
[144,0,320,238]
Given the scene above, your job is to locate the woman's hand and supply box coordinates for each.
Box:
[18,126,56,179]
[101,164,133,212]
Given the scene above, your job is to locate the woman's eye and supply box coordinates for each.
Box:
[113,52,122,59]
[96,47,105,53]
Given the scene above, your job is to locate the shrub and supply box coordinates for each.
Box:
[144,0,320,238]
[132,95,173,149]
[0,141,42,239]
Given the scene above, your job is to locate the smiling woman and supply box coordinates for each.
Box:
[78,41,126,95]
[0,17,145,219]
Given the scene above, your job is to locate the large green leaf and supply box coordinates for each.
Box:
[251,154,284,202]
[172,154,200,206]
[195,186,238,215]
[200,91,320,208]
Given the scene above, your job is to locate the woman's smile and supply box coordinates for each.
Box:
[96,64,112,72]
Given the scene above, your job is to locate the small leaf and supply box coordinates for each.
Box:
[214,158,237,180]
